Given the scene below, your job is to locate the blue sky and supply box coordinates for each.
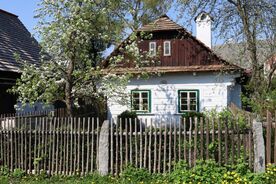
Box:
[1,0,39,35]
[0,1,189,37]
[1,1,219,45]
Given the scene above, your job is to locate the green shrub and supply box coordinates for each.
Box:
[181,111,204,130]
[120,165,152,183]
[169,160,227,183]
[0,166,9,176]
[118,110,138,119]
[118,110,141,131]
[0,162,275,184]
[181,111,204,119]
[11,168,25,179]
[204,108,249,130]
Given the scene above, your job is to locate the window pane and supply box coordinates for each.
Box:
[190,105,196,111]
[141,92,148,98]
[142,98,148,104]
[133,99,140,110]
[165,44,169,53]
[142,103,148,111]
[190,99,197,105]
[181,105,188,111]
[164,41,170,55]
[181,92,187,98]
[181,99,187,105]
[132,92,139,98]
[190,92,196,98]
[149,42,156,56]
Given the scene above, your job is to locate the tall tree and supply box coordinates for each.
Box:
[177,0,276,109]
[12,0,155,116]
[114,0,173,32]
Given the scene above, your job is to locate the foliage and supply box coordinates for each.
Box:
[11,169,25,179]
[120,165,152,183]
[0,166,9,176]
[242,78,276,115]
[11,0,164,116]
[177,0,276,112]
[204,108,249,130]
[118,110,138,119]
[1,162,275,183]
[181,111,204,131]
[181,111,204,119]
[118,110,141,131]
[113,0,173,31]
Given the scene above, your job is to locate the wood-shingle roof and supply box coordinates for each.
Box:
[138,15,183,32]
[0,9,40,72]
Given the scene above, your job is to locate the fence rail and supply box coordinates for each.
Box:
[0,113,275,175]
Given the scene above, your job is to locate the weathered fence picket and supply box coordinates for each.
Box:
[0,117,99,176]
[2,113,275,175]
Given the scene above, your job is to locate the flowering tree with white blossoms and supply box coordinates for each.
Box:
[11,0,166,117]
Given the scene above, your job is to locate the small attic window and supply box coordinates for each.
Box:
[149,42,156,56]
[164,41,171,56]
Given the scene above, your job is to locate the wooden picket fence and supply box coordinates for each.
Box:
[108,117,253,175]
[0,117,101,175]
[264,111,276,164]
[2,114,275,175]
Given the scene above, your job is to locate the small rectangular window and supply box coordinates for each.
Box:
[131,90,151,113]
[164,41,171,56]
[178,90,199,113]
[149,42,156,56]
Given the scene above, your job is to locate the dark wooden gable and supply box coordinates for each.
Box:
[106,15,240,72]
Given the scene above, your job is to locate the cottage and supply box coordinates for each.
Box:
[0,9,41,114]
[107,13,243,121]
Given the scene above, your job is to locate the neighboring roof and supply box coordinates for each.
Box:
[214,40,275,69]
[0,9,40,72]
[137,15,184,32]
[106,14,242,73]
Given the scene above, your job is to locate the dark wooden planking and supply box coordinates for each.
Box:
[134,31,223,68]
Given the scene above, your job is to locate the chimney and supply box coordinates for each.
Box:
[195,12,213,48]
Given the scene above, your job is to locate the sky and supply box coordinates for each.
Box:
[1,0,39,36]
[0,1,219,45]
[0,0,190,38]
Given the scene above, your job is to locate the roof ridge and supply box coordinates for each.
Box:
[138,14,183,32]
[0,9,18,17]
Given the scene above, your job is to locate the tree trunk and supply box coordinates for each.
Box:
[235,0,263,95]
[65,83,73,117]
[65,59,75,117]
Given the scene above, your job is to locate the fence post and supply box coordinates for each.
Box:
[252,119,265,173]
[98,120,110,175]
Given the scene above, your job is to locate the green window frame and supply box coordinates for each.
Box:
[131,90,151,113]
[178,90,199,113]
